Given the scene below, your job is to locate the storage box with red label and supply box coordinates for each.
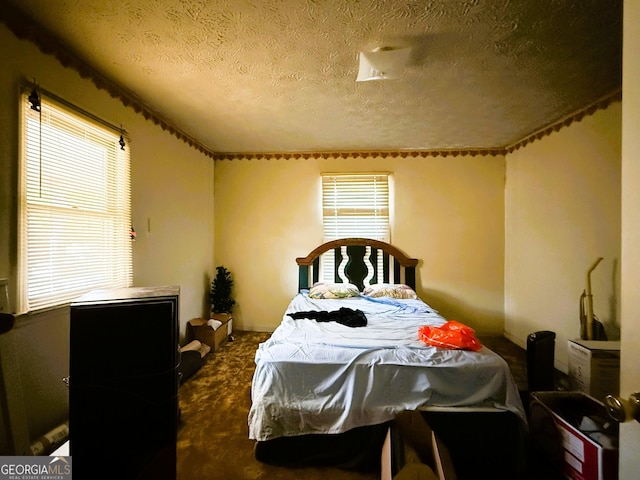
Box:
[529,392,618,480]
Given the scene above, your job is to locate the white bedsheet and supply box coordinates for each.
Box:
[248,293,526,441]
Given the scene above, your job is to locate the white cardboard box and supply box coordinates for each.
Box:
[567,340,620,401]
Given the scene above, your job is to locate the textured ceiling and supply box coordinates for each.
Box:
[3,0,622,155]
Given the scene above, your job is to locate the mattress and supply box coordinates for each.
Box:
[248,292,526,442]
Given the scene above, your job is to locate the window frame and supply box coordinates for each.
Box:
[320,172,390,283]
[17,87,133,313]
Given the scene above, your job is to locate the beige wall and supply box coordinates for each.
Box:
[214,154,506,334]
[130,125,215,328]
[504,103,622,370]
[0,24,214,453]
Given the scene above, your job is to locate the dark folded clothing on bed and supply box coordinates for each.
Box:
[289,307,367,327]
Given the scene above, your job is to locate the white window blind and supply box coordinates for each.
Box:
[321,173,389,282]
[18,90,132,313]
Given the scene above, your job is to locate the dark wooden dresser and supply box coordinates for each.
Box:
[69,286,179,480]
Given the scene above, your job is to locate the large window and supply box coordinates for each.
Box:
[321,173,390,282]
[18,88,132,313]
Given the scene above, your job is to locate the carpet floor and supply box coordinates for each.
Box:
[176,331,379,480]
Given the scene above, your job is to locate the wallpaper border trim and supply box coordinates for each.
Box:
[504,89,622,154]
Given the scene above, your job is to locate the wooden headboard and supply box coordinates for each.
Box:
[296,238,419,292]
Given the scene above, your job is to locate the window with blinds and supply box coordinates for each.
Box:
[321,173,390,283]
[18,89,132,313]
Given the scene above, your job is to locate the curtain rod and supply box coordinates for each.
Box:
[23,80,127,135]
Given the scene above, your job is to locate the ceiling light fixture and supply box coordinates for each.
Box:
[356,46,411,82]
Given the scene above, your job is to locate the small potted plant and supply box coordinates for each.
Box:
[210,266,235,314]
[208,265,235,345]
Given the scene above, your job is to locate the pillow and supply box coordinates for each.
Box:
[308,282,360,299]
[362,283,417,299]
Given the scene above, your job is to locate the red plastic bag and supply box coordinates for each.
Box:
[418,320,482,352]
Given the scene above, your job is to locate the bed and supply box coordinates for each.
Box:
[248,238,526,471]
